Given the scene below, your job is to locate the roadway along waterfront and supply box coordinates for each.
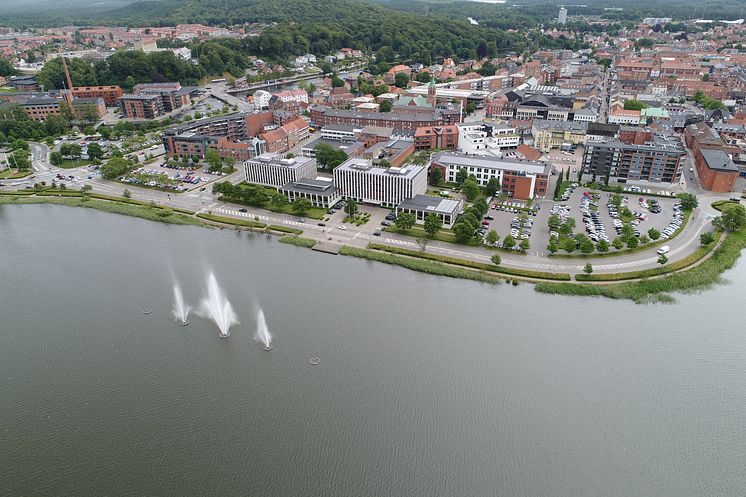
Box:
[1,143,734,277]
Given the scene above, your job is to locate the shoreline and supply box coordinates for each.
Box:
[2,191,739,303]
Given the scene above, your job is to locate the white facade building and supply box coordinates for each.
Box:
[244,154,317,188]
[558,7,568,24]
[253,90,271,109]
[457,122,520,156]
[333,158,428,207]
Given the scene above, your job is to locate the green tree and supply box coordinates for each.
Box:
[562,237,576,253]
[270,194,288,210]
[623,99,648,111]
[291,198,312,216]
[379,100,392,112]
[712,204,746,232]
[579,238,594,254]
[394,212,416,231]
[485,229,499,245]
[80,184,92,193]
[452,222,473,243]
[596,239,610,252]
[394,72,409,88]
[519,239,530,251]
[626,235,639,249]
[122,189,132,198]
[314,143,348,171]
[101,156,133,180]
[559,218,576,236]
[344,199,358,217]
[647,228,661,241]
[86,142,104,159]
[205,148,223,171]
[455,168,468,185]
[503,234,516,250]
[490,254,501,266]
[49,151,64,166]
[678,193,699,210]
[547,237,559,253]
[657,254,668,265]
[583,263,593,274]
[639,234,650,245]
[699,231,716,246]
[484,177,501,197]
[548,214,562,231]
[461,177,481,201]
[424,213,443,237]
[612,237,624,250]
[430,167,442,186]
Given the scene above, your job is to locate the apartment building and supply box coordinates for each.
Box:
[531,120,588,152]
[310,106,461,132]
[162,113,250,158]
[132,82,191,112]
[333,158,428,207]
[413,125,459,151]
[71,85,123,106]
[118,94,164,119]
[581,135,686,184]
[430,151,551,199]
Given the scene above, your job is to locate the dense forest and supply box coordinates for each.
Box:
[35,41,252,90]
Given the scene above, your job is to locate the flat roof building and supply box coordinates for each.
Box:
[582,135,686,184]
[333,158,428,207]
[279,178,341,208]
[431,151,551,199]
[244,153,317,188]
[695,148,739,192]
[396,194,463,228]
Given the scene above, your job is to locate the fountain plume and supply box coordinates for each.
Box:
[172,283,191,326]
[198,272,238,338]
[255,308,273,350]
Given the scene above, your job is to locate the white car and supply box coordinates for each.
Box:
[657,245,670,255]
[338,225,346,230]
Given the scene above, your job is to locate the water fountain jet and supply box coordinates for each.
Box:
[172,283,191,326]
[198,273,239,338]
[255,308,273,351]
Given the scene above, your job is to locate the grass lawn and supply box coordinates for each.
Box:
[222,183,326,220]
[384,225,481,246]
[0,169,32,179]
[55,158,96,169]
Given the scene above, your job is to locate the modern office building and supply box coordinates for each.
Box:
[457,122,520,155]
[162,113,251,158]
[430,152,551,199]
[132,82,191,112]
[581,135,686,184]
[244,154,317,188]
[396,194,463,228]
[279,178,341,208]
[333,158,428,207]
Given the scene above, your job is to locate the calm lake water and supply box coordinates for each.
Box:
[1,205,745,497]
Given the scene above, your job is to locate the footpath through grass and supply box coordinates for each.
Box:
[366,243,572,280]
[536,229,746,303]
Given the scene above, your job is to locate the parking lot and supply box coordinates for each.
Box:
[478,198,541,253]
[551,184,684,248]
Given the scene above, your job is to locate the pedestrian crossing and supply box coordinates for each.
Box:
[385,238,417,247]
[214,207,269,221]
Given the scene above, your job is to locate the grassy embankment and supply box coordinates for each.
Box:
[278,236,317,248]
[340,246,507,285]
[346,243,571,281]
[0,191,202,226]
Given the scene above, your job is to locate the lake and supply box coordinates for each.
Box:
[1,204,745,496]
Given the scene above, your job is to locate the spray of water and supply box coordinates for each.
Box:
[198,272,239,337]
[255,308,273,349]
[172,283,191,325]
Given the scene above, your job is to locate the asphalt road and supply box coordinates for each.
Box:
[3,142,734,276]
